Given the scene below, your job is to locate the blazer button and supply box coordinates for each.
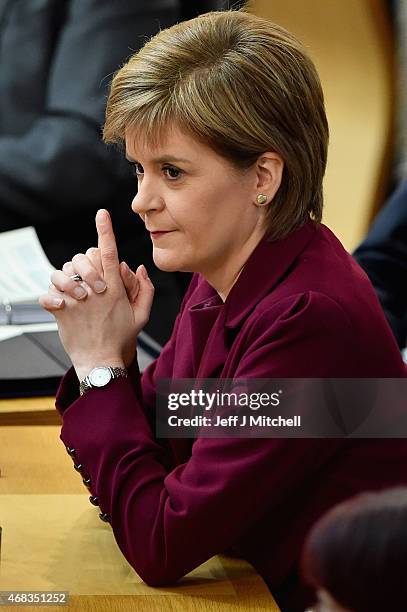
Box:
[73,463,83,472]
[89,496,99,506]
[82,477,92,489]
[66,447,76,457]
[99,512,110,523]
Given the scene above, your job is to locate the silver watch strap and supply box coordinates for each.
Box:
[79,378,92,396]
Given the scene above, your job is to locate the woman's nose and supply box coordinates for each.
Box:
[131,181,164,215]
[131,191,145,215]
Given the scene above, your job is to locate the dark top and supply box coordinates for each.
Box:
[56,221,407,611]
[354,179,407,348]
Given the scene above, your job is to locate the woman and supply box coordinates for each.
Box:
[39,10,407,611]
[301,487,407,612]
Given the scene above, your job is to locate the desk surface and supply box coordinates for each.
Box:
[0,421,280,611]
[0,396,59,425]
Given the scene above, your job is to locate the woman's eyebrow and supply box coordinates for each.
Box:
[125,154,192,164]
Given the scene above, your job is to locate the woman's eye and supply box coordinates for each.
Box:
[163,166,182,180]
[130,162,144,177]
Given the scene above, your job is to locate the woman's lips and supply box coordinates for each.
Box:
[150,230,174,238]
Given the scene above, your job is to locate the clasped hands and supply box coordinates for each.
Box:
[39,209,154,381]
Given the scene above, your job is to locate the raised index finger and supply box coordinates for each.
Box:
[96,209,120,283]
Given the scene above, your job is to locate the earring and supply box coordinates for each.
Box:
[256,194,268,205]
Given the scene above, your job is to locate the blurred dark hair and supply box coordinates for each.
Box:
[301,487,407,611]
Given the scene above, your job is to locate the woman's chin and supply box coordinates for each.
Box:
[152,251,196,274]
[152,251,183,272]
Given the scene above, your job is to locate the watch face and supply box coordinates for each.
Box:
[89,367,112,387]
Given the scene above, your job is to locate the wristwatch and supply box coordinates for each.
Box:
[79,366,128,396]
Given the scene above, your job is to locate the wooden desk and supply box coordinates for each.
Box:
[0,424,280,611]
[0,396,60,426]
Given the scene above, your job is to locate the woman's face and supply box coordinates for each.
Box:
[125,126,271,280]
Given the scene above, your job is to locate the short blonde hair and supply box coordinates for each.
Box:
[104,10,329,240]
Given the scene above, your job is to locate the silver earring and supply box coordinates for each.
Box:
[256,194,267,205]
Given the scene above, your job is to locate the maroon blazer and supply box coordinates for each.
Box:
[56,221,407,612]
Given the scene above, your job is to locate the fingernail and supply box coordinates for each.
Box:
[52,298,64,307]
[141,265,149,280]
[74,286,87,299]
[97,210,108,224]
[94,280,107,293]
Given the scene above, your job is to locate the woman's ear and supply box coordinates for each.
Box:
[253,152,284,207]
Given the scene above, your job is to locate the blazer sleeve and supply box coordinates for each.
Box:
[0,0,179,230]
[57,291,349,587]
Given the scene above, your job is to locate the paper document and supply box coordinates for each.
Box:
[0,227,55,324]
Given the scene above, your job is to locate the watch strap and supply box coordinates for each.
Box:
[79,377,92,396]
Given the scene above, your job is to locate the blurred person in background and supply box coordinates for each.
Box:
[301,487,407,612]
[0,0,225,343]
[354,0,407,354]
